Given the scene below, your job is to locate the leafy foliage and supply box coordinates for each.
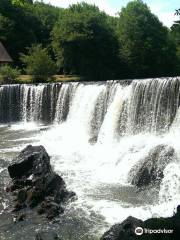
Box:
[0,0,179,81]
[116,0,177,77]
[27,2,61,46]
[11,0,33,6]
[170,8,180,70]
[20,45,57,82]
[52,2,120,79]
[0,0,60,64]
[175,9,180,16]
[0,65,21,83]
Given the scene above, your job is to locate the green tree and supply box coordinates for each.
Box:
[20,45,57,82]
[116,0,177,78]
[0,14,14,42]
[0,0,42,64]
[0,0,60,65]
[170,8,180,74]
[11,0,33,6]
[0,65,21,84]
[52,2,120,79]
[171,23,180,52]
[27,2,61,45]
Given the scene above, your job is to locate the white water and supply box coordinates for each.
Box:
[1,78,180,233]
[35,78,180,227]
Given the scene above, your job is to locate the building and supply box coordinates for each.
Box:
[0,42,13,64]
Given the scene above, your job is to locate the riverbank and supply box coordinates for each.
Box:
[16,75,83,84]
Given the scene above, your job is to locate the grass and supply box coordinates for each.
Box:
[17,75,33,83]
[52,74,82,82]
[16,75,82,84]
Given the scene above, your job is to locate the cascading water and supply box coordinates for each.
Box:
[0,77,180,239]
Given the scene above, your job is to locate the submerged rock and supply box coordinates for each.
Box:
[130,145,176,188]
[13,213,26,223]
[7,145,75,220]
[101,206,180,240]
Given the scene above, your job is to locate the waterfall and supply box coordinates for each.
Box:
[98,82,131,143]
[127,78,180,134]
[65,83,107,142]
[0,77,179,134]
[54,83,79,123]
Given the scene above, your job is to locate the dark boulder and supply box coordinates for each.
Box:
[26,187,44,208]
[7,145,76,220]
[130,145,176,188]
[100,216,143,240]
[101,206,180,240]
[43,173,65,195]
[17,188,27,203]
[8,145,51,179]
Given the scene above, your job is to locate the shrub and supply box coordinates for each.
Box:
[20,44,57,82]
[0,65,21,84]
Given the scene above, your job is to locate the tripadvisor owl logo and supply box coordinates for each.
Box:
[135,227,144,235]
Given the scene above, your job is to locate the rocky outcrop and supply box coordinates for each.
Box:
[130,145,176,188]
[8,145,51,179]
[101,206,180,240]
[7,145,75,220]
[100,216,143,240]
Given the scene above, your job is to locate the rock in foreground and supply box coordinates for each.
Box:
[101,206,180,240]
[100,216,143,240]
[7,145,75,220]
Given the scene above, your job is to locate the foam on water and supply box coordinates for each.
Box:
[38,124,180,226]
[36,79,180,226]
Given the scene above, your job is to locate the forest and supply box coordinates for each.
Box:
[0,0,180,81]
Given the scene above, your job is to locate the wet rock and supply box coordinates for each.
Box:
[34,173,65,196]
[35,231,60,240]
[8,145,51,179]
[17,189,27,203]
[13,213,26,223]
[12,201,25,212]
[100,216,143,240]
[101,206,180,240]
[7,145,76,220]
[45,174,65,195]
[46,204,61,220]
[27,188,44,208]
[37,200,64,220]
[17,213,26,222]
[130,145,176,188]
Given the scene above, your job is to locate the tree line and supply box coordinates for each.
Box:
[0,0,180,81]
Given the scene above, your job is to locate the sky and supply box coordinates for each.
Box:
[43,0,179,28]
